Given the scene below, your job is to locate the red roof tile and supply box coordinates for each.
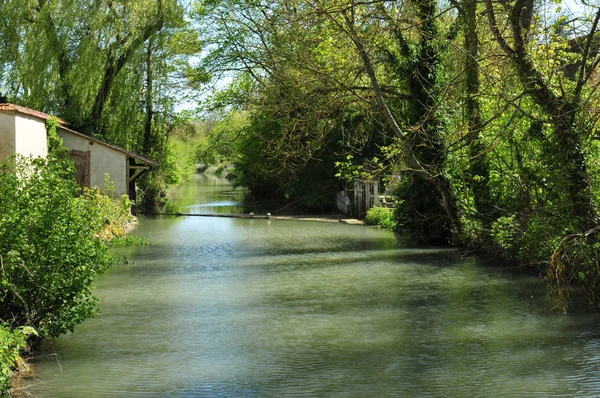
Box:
[0,103,69,126]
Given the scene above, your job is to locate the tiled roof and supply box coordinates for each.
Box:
[58,125,159,167]
[0,103,69,126]
[0,103,158,167]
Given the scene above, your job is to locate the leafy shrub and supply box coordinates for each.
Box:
[0,324,35,395]
[0,154,113,338]
[85,175,136,241]
[491,215,520,252]
[365,206,397,230]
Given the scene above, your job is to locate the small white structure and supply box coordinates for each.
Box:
[0,104,49,161]
[0,103,158,200]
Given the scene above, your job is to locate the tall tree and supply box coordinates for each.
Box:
[484,0,600,230]
[461,0,493,228]
[0,0,196,137]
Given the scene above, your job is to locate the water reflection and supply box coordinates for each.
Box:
[163,174,284,215]
[163,174,248,214]
[22,176,600,397]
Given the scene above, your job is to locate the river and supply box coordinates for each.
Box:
[22,174,600,396]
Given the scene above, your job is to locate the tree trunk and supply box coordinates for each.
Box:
[485,0,598,230]
[339,5,463,243]
[36,0,77,120]
[464,0,492,223]
[89,0,164,132]
[143,38,154,156]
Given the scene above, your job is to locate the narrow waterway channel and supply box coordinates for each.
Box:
[23,174,600,396]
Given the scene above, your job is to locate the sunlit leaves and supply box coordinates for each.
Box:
[0,155,113,338]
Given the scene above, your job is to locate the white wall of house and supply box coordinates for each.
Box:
[15,114,48,159]
[0,112,48,162]
[58,129,128,197]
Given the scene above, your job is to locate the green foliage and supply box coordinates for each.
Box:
[83,175,136,241]
[45,117,64,153]
[108,234,150,248]
[334,155,366,183]
[0,324,35,395]
[0,154,113,338]
[0,0,195,126]
[365,206,397,230]
[137,114,212,208]
[169,137,200,181]
[137,141,185,209]
[195,111,249,169]
[227,102,369,208]
[491,216,519,252]
[230,111,286,198]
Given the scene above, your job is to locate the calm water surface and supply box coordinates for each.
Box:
[24,175,600,396]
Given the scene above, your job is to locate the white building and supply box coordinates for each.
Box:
[0,103,158,200]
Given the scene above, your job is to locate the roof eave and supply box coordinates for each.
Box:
[58,126,159,168]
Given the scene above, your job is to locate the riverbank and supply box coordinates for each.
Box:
[141,211,364,225]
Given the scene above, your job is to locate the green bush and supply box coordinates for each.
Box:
[0,154,113,338]
[85,175,135,241]
[491,215,520,252]
[365,206,397,230]
[0,324,35,395]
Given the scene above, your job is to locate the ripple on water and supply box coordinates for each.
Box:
[21,177,600,397]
